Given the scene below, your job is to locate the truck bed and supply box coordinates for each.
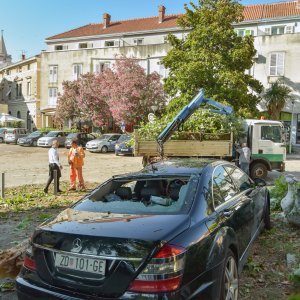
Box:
[134,132,233,158]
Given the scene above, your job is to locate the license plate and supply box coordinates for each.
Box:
[54,253,106,275]
[121,149,128,151]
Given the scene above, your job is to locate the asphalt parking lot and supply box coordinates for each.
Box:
[0,144,299,188]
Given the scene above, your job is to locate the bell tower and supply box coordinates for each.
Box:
[0,30,12,68]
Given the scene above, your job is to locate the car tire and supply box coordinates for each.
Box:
[250,163,268,179]
[220,249,239,300]
[32,140,37,147]
[101,146,108,153]
[0,137,3,143]
[264,200,272,230]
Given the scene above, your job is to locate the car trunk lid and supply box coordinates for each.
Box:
[32,209,190,298]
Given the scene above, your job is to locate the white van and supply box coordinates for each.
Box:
[4,128,28,144]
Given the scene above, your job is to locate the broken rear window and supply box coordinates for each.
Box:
[73,176,199,215]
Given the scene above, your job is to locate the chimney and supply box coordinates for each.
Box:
[21,53,26,60]
[158,5,166,23]
[103,13,111,28]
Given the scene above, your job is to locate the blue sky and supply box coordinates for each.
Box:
[0,0,289,62]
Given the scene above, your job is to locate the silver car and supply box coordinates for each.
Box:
[37,131,67,147]
[4,128,28,144]
[86,133,121,153]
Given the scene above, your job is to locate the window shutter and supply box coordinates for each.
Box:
[63,45,68,50]
[277,53,284,76]
[269,53,277,75]
[53,66,57,82]
[114,40,119,47]
[94,63,100,73]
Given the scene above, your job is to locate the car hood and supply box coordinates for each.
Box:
[39,137,55,141]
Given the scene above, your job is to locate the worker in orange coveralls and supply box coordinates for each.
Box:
[68,140,86,191]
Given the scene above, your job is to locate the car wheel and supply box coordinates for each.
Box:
[101,146,108,153]
[220,249,239,300]
[32,140,37,147]
[0,137,3,143]
[264,199,272,230]
[250,163,268,179]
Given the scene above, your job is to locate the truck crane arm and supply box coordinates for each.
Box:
[156,88,233,156]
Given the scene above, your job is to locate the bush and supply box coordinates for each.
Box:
[270,176,288,211]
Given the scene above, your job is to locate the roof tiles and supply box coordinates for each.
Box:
[46,1,300,41]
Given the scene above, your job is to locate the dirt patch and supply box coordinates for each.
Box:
[240,213,300,299]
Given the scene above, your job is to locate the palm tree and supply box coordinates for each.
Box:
[263,80,294,120]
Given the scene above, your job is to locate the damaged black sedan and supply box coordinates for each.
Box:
[16,158,270,300]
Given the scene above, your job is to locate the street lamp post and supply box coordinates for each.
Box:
[289,100,295,154]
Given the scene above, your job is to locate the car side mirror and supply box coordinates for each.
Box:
[253,178,266,187]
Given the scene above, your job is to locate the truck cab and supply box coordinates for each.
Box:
[244,119,286,179]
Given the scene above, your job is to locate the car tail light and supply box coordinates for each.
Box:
[23,242,36,271]
[128,244,186,293]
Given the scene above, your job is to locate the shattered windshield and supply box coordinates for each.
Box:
[74,176,199,215]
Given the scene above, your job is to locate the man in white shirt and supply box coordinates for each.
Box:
[44,140,63,193]
[236,143,251,175]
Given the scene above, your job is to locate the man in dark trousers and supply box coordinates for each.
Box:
[44,140,63,193]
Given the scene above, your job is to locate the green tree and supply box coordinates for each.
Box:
[263,80,294,120]
[163,0,262,116]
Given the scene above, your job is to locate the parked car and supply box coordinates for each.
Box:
[86,133,121,153]
[115,134,133,156]
[4,128,28,144]
[17,131,49,147]
[0,127,8,143]
[16,158,270,300]
[64,132,96,149]
[37,131,67,147]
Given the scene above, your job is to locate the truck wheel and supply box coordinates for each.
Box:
[250,163,268,179]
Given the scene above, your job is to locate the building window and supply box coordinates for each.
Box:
[27,81,31,96]
[16,83,22,97]
[104,40,118,47]
[78,43,93,49]
[269,52,285,76]
[73,64,83,80]
[271,26,285,35]
[134,39,144,45]
[27,64,31,70]
[236,29,254,37]
[285,26,295,34]
[55,45,63,50]
[49,65,58,83]
[94,62,110,73]
[48,87,58,106]
[17,111,21,119]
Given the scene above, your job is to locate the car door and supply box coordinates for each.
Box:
[226,165,265,239]
[80,133,88,146]
[212,165,253,257]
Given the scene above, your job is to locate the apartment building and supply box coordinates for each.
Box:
[41,1,300,145]
[0,55,42,130]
